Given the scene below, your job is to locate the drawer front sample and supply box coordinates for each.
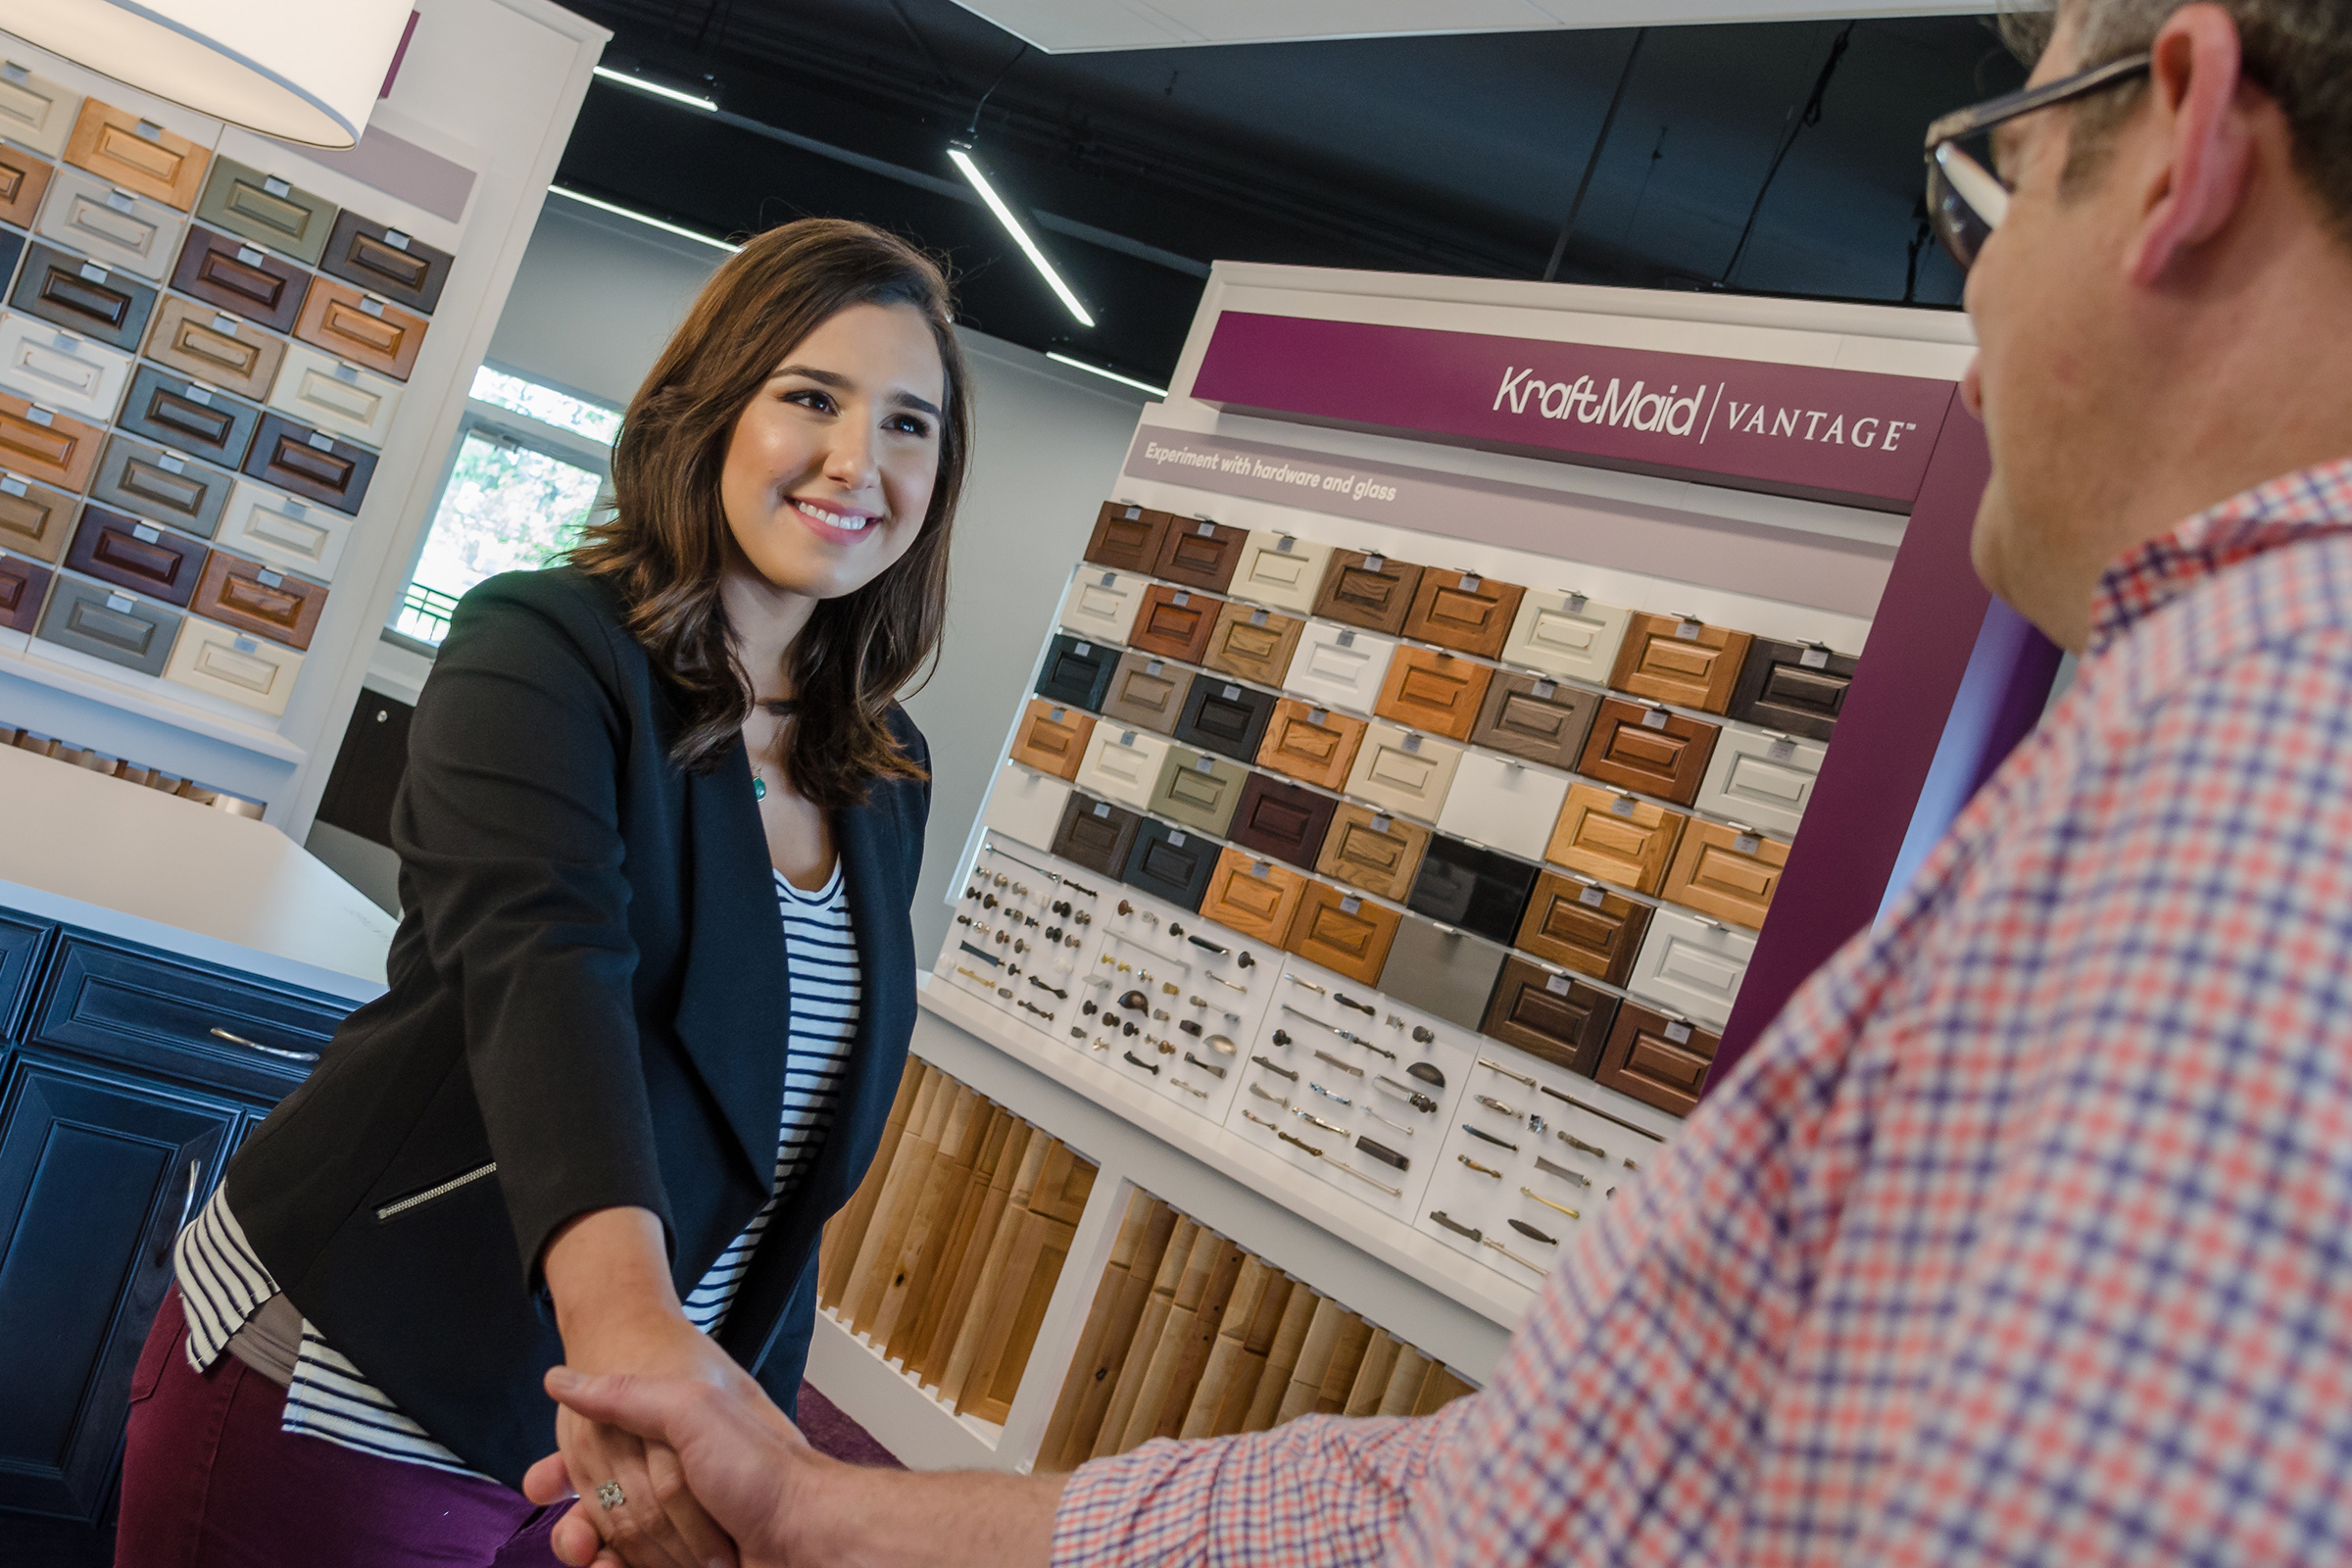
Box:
[1286,622,1396,714]
[1126,583,1219,663]
[35,167,186,278]
[1082,502,1171,574]
[1228,532,1332,614]
[1727,637,1857,741]
[36,575,184,674]
[1148,747,1248,837]
[1373,646,1492,741]
[1595,1003,1721,1117]
[9,242,158,349]
[1283,880,1402,985]
[266,343,403,449]
[1199,847,1308,946]
[292,278,427,381]
[62,507,207,606]
[1515,870,1652,988]
[1544,783,1687,896]
[1007,698,1095,780]
[1405,834,1538,946]
[163,617,304,714]
[1434,750,1570,862]
[1152,516,1246,592]
[1052,792,1142,876]
[1608,612,1754,713]
[1469,670,1599,769]
[1121,819,1220,910]
[1255,699,1364,792]
[1575,699,1721,807]
[980,760,1073,852]
[1379,916,1508,1031]
[1073,723,1172,810]
[1225,772,1336,869]
[0,312,132,420]
[191,548,327,649]
[90,436,231,538]
[1479,956,1620,1077]
[143,297,286,399]
[33,932,347,1089]
[1034,632,1117,710]
[1201,599,1301,688]
[1693,728,1825,840]
[1342,723,1463,823]
[117,365,263,468]
[1502,590,1630,685]
[0,67,78,158]
[1173,676,1276,762]
[0,475,77,562]
[0,143,53,226]
[318,212,454,314]
[1627,907,1756,1030]
[0,554,54,632]
[1311,550,1423,634]
[171,226,309,331]
[1400,569,1524,660]
[1314,803,1430,903]
[1056,566,1147,645]
[195,158,338,265]
[0,394,102,490]
[1660,821,1788,930]
[241,414,377,514]
[1099,651,1190,734]
[214,480,351,580]
[64,100,211,208]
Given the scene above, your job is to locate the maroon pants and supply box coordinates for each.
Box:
[117,1289,570,1568]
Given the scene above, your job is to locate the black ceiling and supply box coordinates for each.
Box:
[551,1,2027,386]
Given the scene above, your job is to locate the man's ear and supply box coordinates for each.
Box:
[2126,3,2255,286]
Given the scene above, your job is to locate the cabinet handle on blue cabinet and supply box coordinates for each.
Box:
[210,1026,319,1062]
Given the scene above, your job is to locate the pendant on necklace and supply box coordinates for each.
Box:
[753,775,767,802]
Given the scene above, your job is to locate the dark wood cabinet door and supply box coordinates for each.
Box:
[1034,632,1118,711]
[0,391,102,491]
[1008,699,1095,780]
[1727,637,1857,741]
[1051,793,1142,877]
[1398,568,1524,660]
[1127,584,1220,664]
[0,555,53,633]
[1377,916,1507,1031]
[1514,871,1652,988]
[1201,600,1301,687]
[1313,804,1431,903]
[1099,651,1191,734]
[1468,671,1598,770]
[1405,834,1538,946]
[1199,847,1308,946]
[1254,699,1364,792]
[1575,698,1720,807]
[292,278,427,381]
[141,296,287,400]
[1594,1003,1720,1117]
[1224,773,1337,869]
[1659,820,1788,930]
[116,365,263,469]
[64,99,211,208]
[1082,502,1172,574]
[242,413,378,515]
[1607,612,1754,713]
[1173,676,1275,762]
[1120,819,1219,911]
[1373,646,1492,742]
[170,225,310,332]
[318,211,454,315]
[191,548,328,650]
[1283,881,1402,985]
[1151,517,1246,592]
[89,434,233,539]
[0,474,79,564]
[0,143,52,227]
[62,506,209,607]
[1311,550,1423,634]
[1478,956,1620,1077]
[1544,784,1686,896]
[195,157,339,266]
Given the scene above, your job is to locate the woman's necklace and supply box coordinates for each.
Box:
[752,697,795,803]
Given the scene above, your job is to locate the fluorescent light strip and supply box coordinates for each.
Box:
[948,148,1096,328]
[1047,353,1167,397]
[548,186,741,254]
[592,65,717,112]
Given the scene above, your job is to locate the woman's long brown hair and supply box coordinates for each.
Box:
[569,218,969,808]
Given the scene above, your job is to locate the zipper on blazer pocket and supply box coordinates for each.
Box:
[374,1160,498,1221]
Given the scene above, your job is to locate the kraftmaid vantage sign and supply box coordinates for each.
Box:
[1190,313,1960,513]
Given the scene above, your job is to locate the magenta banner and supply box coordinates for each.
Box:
[1191,313,1959,513]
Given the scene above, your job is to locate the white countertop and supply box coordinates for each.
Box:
[0,745,396,1003]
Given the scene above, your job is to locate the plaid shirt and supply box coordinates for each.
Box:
[1053,458,2352,1568]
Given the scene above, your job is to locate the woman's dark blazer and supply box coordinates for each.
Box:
[223,566,927,1488]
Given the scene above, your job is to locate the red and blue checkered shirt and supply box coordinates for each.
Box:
[1053,458,2352,1568]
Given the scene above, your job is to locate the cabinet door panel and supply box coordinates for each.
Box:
[116,364,263,468]
[1081,502,1171,574]
[63,99,210,208]
[1285,623,1395,714]
[1513,871,1652,988]
[291,278,426,381]
[8,241,157,350]
[1073,725,1171,810]
[1377,917,1507,1031]
[1399,568,1523,660]
[266,342,403,449]
[1341,723,1462,824]
[1659,821,1788,930]
[0,311,131,420]
[1543,783,1686,896]
[0,392,101,489]
[0,553,54,632]
[1199,847,1307,946]
[1120,819,1218,911]
[1099,651,1190,734]
[32,935,344,1098]
[1056,566,1146,646]
[1627,908,1754,1031]
[1727,637,1857,741]
[1283,881,1401,985]
[0,143,52,226]
[1594,1002,1720,1117]
[1311,550,1422,634]
[194,157,338,266]
[1607,612,1753,713]
[1373,646,1490,741]
[1313,804,1430,903]
[1434,750,1569,862]
[1033,632,1117,710]
[1575,698,1719,808]
[1501,591,1631,683]
[0,914,54,1041]
[170,225,309,332]
[240,413,376,514]
[1049,793,1141,877]
[1126,584,1218,664]
[1468,670,1598,769]
[1201,600,1301,688]
[1224,773,1336,870]
[978,760,1071,852]
[1228,532,1331,614]
[1008,699,1096,780]
[0,67,80,158]
[191,547,328,650]
[1692,728,1824,840]
[163,617,304,715]
[318,211,453,314]
[142,297,286,400]
[1148,748,1247,837]
[1478,956,1618,1077]
[34,167,186,278]
[1151,517,1245,592]
[1254,699,1364,792]
[34,575,184,675]
[1172,677,1275,763]
[0,473,78,563]
[89,435,232,539]
[215,478,352,581]
[62,506,207,607]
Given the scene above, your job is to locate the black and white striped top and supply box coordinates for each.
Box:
[172,863,860,1476]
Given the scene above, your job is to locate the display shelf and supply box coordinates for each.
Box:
[0,635,307,761]
[805,1309,1008,1472]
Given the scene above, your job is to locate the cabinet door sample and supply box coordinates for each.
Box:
[63,99,210,207]
[1399,568,1524,660]
[1255,699,1364,792]
[1224,773,1336,870]
[1099,651,1191,734]
[142,297,286,400]
[194,157,338,266]
[1074,724,1172,810]
[1341,722,1463,824]
[34,167,186,279]
[1314,803,1430,903]
[0,554,53,631]
[1576,698,1720,808]
[1286,622,1396,714]
[318,211,453,313]
[1311,550,1423,634]
[9,241,158,349]
[35,575,185,674]
[1084,502,1173,573]
[1008,698,1096,780]
[89,435,232,538]
[1594,1002,1720,1117]
[1468,670,1599,769]
[1127,584,1219,664]
[1660,820,1788,930]
[1173,676,1276,763]
[1405,833,1538,945]
[1544,783,1687,896]
[1627,907,1755,1030]
[191,548,327,649]
[1608,612,1754,713]
[171,225,310,331]
[0,67,79,157]
[1228,532,1331,614]
[1199,847,1308,949]
[266,342,403,448]
[1373,645,1492,742]
[164,617,304,714]
[292,277,427,381]
[1034,632,1117,710]
[1050,793,1142,877]
[1149,747,1248,837]
[1121,818,1219,911]
[1692,728,1824,840]
[1152,516,1246,592]
[62,506,207,606]
[1727,637,1857,741]
[240,414,377,514]
[1202,599,1302,688]
[1379,916,1508,1031]
[1057,566,1147,645]
[0,312,133,420]
[1514,870,1652,988]
[980,761,1072,852]
[1479,956,1620,1077]
[0,143,52,227]
[0,393,102,490]
[1283,880,1402,985]
[116,365,263,469]
[0,474,76,563]
[1434,750,1569,862]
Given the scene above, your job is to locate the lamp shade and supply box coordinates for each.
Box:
[3,0,416,147]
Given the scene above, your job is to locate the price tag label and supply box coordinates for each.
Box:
[1308,708,1329,725]
[1364,554,1386,572]
[1250,608,1268,627]
[106,592,136,612]
[1120,730,1138,747]
[1578,885,1605,907]
[133,120,164,142]
[359,296,387,318]
[1093,802,1111,817]
[1074,641,1092,656]
[1049,706,1067,722]
[1675,618,1703,640]
[1769,738,1797,760]
[1169,831,1187,847]
[1609,795,1638,817]
[256,568,283,588]
[1460,573,1482,592]
[1641,707,1669,729]
[131,523,160,543]
[1222,684,1240,701]
[183,383,212,405]
[1545,974,1570,996]
[212,314,240,335]
[77,262,108,284]
[1195,754,1215,772]
[157,450,183,471]
[1196,520,1215,537]
[1566,592,1587,611]
[1276,535,1295,553]
[1122,505,1142,519]
[1252,860,1272,879]
[264,175,293,197]
[1340,895,1362,914]
[1402,733,1423,754]
[1735,833,1762,856]
[22,406,50,427]
[1172,590,1190,607]
[383,230,412,252]
[1146,659,1163,676]
[1665,1020,1692,1044]
[1371,814,1393,833]
[233,637,259,655]
[236,245,267,268]
[1533,679,1557,699]
[307,432,336,452]
[0,475,24,496]
[1800,646,1831,669]
[1100,570,1116,587]
[1337,629,1356,649]
[106,189,135,213]
[0,64,26,85]
[279,499,307,518]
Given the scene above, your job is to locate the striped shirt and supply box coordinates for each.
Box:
[172,862,859,1477]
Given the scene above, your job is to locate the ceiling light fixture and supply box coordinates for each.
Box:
[1047,354,1166,397]
[548,186,742,254]
[949,143,1094,328]
[590,65,717,113]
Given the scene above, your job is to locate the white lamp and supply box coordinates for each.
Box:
[1,0,418,147]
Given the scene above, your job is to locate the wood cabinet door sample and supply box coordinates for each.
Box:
[1200,847,1308,945]
[292,278,426,381]
[1311,549,1423,634]
[1576,698,1721,807]
[1435,749,1570,862]
[1202,599,1301,688]
[1084,501,1172,573]
[195,157,338,266]
[191,547,327,649]
[0,553,53,631]
[1282,880,1402,985]
[1727,636,1857,741]
[1341,722,1463,824]
[1627,906,1755,1030]
[1057,565,1147,645]
[63,506,207,606]
[1034,631,1118,710]
[1693,727,1824,839]
[1660,820,1788,930]
[64,99,210,207]
[164,616,305,715]
[1075,723,1173,810]
[0,473,78,563]
[1152,516,1246,592]
[1544,782,1687,895]
[1500,591,1630,684]
[1255,699,1364,792]
[88,435,232,538]
[318,211,453,314]
[1373,645,1492,741]
[0,66,79,157]
[1149,747,1248,837]
[1127,583,1220,664]
[215,480,353,582]
[1100,651,1191,734]
[9,241,158,350]
[117,364,263,469]
[267,342,403,449]
[1479,956,1620,1077]
[1228,531,1331,614]
[0,311,133,420]
[1121,818,1219,911]
[1286,621,1396,715]
[981,761,1073,853]
[171,224,310,331]
[1514,870,1652,988]
[1608,612,1754,713]
[1469,670,1599,769]
[1008,698,1096,780]
[1378,915,1508,1031]
[1224,772,1336,869]
[0,143,52,227]
[1313,803,1430,903]
[1595,1002,1720,1118]
[0,393,102,490]
[241,414,378,515]
[1405,833,1539,945]
[142,297,286,401]
[34,167,186,279]
[1400,568,1524,660]
[35,574,185,674]
[1173,675,1276,762]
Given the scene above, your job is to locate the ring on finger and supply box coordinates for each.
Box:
[596,1480,625,1510]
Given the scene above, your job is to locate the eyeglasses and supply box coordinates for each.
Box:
[1924,53,2152,270]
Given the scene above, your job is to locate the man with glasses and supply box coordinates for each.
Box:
[527,4,2352,1564]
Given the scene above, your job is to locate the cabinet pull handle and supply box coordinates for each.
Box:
[210,1026,319,1062]
[160,1158,200,1263]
